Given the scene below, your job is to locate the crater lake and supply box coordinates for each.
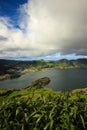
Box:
[0,69,87,91]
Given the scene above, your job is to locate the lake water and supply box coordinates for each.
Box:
[0,69,87,91]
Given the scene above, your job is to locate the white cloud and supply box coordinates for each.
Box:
[0,0,87,59]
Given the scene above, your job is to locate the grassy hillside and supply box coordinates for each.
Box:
[0,86,87,130]
[0,58,87,80]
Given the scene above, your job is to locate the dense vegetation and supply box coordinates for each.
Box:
[0,86,87,130]
[0,58,87,80]
[0,59,87,129]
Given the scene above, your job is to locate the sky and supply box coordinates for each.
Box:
[0,0,87,60]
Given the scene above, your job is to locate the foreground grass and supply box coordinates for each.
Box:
[0,87,87,130]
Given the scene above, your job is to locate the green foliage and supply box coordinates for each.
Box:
[31,77,51,88]
[0,89,87,130]
[0,59,87,80]
[0,89,13,96]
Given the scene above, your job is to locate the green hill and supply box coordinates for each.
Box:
[0,58,87,80]
[0,84,87,130]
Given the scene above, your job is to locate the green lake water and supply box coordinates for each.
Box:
[0,69,87,91]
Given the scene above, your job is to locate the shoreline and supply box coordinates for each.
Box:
[0,67,87,81]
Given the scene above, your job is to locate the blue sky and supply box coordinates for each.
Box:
[0,0,27,16]
[0,0,27,27]
[0,0,87,60]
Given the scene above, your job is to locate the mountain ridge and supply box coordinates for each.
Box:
[0,58,87,80]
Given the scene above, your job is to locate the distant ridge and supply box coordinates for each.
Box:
[0,58,87,75]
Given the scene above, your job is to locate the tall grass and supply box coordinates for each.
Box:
[0,92,87,130]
